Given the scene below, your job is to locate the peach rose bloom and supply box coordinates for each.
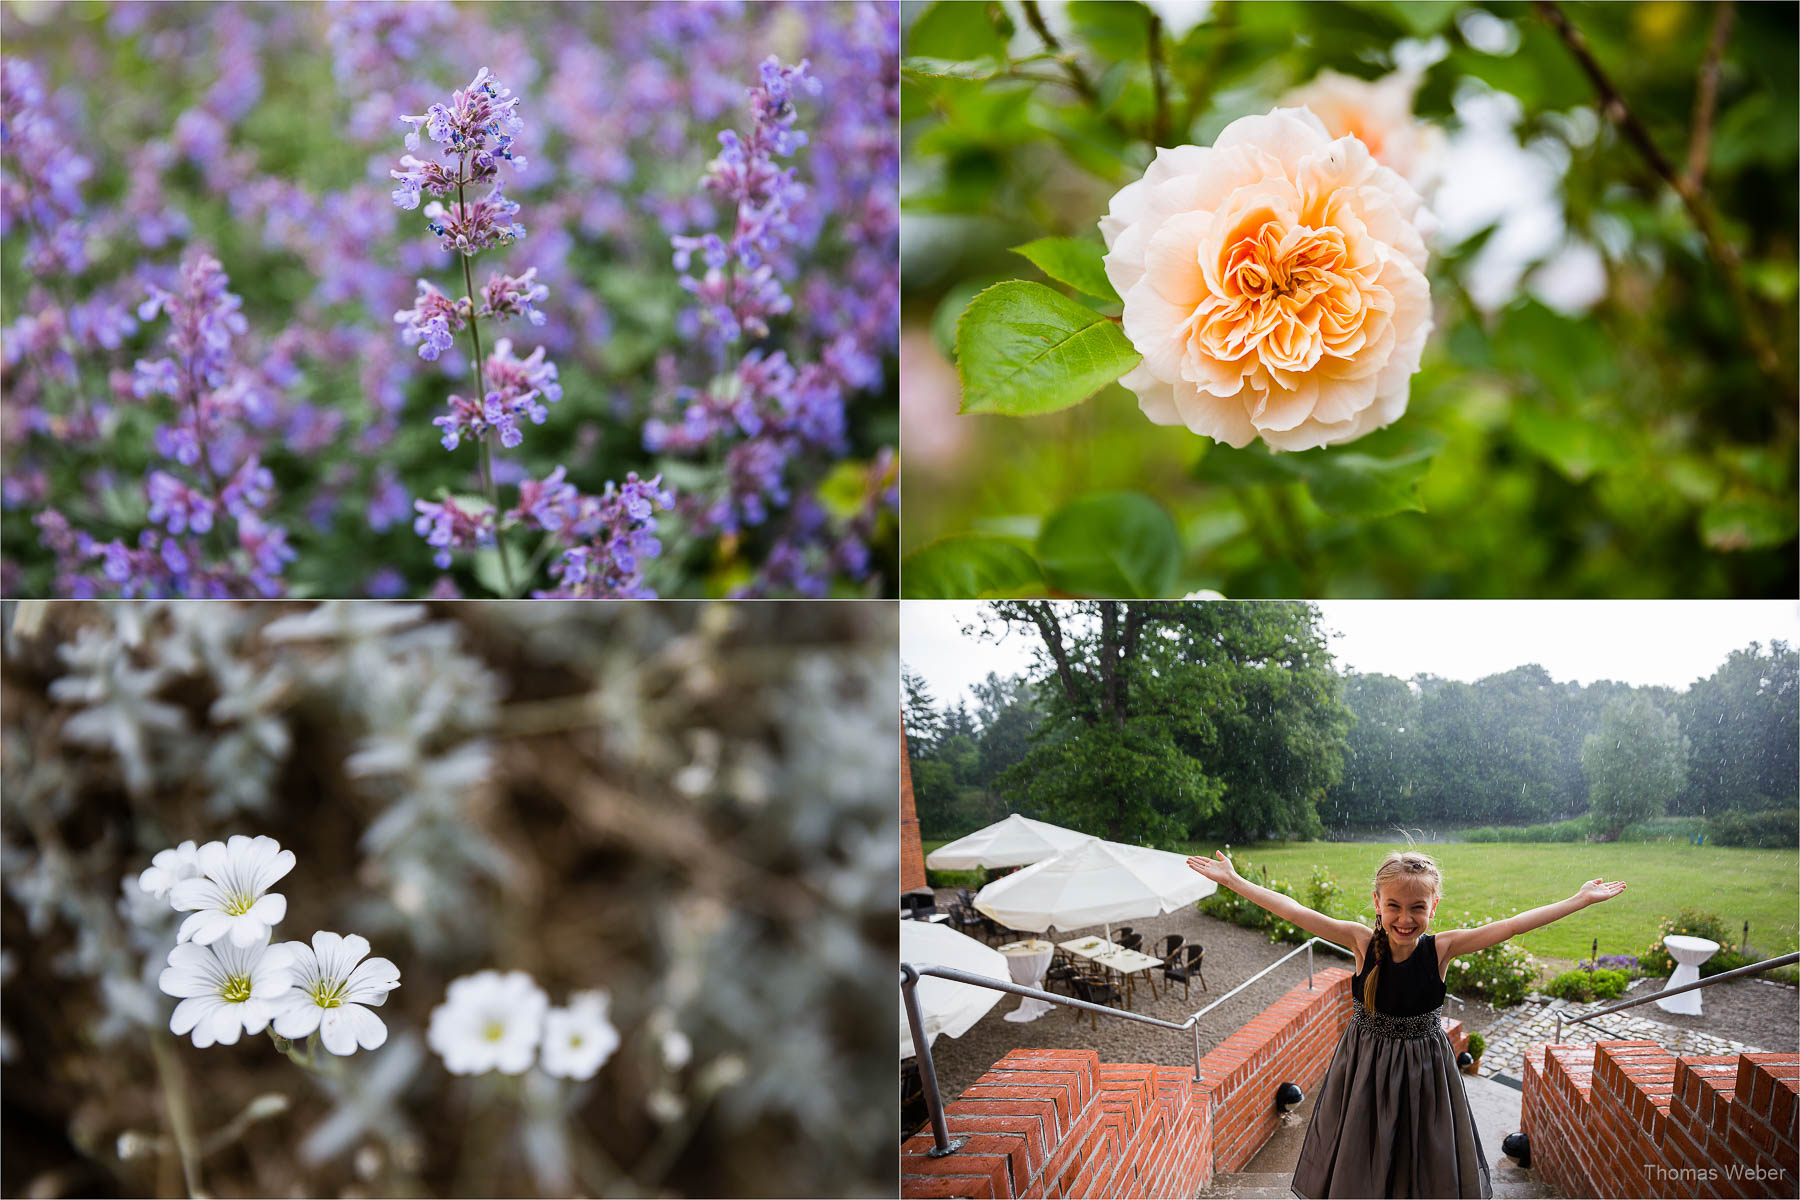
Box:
[1282,69,1444,192]
[1099,107,1432,451]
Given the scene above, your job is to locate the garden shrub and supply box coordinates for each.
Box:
[1639,908,1754,977]
[1545,968,1630,1003]
[1440,912,1537,1007]
[1707,807,1800,848]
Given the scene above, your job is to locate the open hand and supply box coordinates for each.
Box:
[1576,878,1627,905]
[1186,850,1241,885]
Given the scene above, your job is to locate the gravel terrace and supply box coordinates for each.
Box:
[917,890,1798,1105]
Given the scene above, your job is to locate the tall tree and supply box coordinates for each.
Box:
[983,601,1349,846]
[901,666,943,756]
[1582,697,1690,839]
[1329,672,1422,825]
[1676,641,1799,815]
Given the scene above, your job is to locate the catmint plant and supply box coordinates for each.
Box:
[389,67,674,597]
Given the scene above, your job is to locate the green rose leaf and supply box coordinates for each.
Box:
[1700,494,1799,551]
[1197,425,1447,518]
[1514,408,1630,483]
[1012,237,1121,303]
[1036,491,1182,597]
[901,536,1045,599]
[956,281,1141,417]
[900,56,1007,82]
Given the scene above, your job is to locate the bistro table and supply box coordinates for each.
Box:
[1057,935,1118,961]
[997,939,1057,1022]
[1090,946,1164,1007]
[1656,934,1720,1015]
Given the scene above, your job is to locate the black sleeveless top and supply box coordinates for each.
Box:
[1350,932,1448,1017]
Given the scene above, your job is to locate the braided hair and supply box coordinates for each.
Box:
[1361,850,1443,1010]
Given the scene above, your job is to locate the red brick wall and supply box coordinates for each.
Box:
[901,968,1451,1197]
[1521,1038,1797,1199]
[900,718,926,894]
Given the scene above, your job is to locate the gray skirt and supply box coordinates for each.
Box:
[1290,1002,1492,1199]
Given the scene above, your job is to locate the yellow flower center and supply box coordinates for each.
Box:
[221,974,253,1004]
[224,891,255,916]
[309,979,347,1009]
[484,1020,506,1042]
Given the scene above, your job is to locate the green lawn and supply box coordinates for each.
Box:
[921,835,1798,969]
[1183,840,1798,967]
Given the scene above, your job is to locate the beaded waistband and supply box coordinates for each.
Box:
[1349,1001,1444,1040]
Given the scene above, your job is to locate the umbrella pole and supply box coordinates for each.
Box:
[900,964,967,1157]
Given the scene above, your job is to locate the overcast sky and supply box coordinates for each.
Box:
[900,601,1800,709]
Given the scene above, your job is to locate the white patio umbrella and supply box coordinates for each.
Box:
[972,837,1218,943]
[899,918,1012,1060]
[924,813,1092,870]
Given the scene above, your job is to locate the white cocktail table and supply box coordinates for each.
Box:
[997,940,1057,1022]
[1655,934,1720,1015]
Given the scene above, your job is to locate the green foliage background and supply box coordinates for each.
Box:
[900,0,1798,598]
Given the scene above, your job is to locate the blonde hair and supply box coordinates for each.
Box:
[1362,850,1443,1010]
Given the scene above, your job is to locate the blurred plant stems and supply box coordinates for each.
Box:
[148,1031,207,1198]
[1535,0,1785,388]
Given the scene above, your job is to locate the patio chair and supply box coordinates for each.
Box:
[1119,931,1145,953]
[947,903,981,935]
[1044,955,1080,996]
[1162,944,1206,999]
[1157,933,1184,961]
[1070,973,1124,1028]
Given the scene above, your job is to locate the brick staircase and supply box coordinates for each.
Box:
[1522,1039,1797,1198]
[1195,1044,1561,1200]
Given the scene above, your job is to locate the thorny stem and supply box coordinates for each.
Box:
[1178,0,1234,140]
[1147,12,1170,147]
[1683,0,1733,192]
[1534,0,1784,386]
[1021,0,1099,104]
[457,161,519,596]
[149,1030,207,1198]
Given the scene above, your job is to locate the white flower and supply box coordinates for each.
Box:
[272,931,401,1056]
[159,933,294,1048]
[170,835,295,947]
[427,969,548,1075]
[539,990,620,1081]
[138,840,203,900]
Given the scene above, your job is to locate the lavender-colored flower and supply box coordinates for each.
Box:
[411,496,493,569]
[671,56,819,347]
[421,182,525,255]
[510,465,580,533]
[147,471,216,535]
[480,267,548,326]
[1,57,95,274]
[394,278,464,360]
[528,472,674,599]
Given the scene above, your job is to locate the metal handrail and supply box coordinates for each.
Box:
[902,935,1362,1158]
[1552,951,1800,1040]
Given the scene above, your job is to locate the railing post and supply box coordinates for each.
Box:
[1192,1020,1204,1085]
[1554,1011,1563,1041]
[1307,941,1314,989]
[900,964,967,1158]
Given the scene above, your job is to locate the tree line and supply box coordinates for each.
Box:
[905,602,1797,847]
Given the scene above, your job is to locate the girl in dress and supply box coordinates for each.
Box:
[1185,848,1627,1199]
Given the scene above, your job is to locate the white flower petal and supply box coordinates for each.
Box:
[275,1001,323,1040]
[180,910,232,946]
[171,996,220,1037]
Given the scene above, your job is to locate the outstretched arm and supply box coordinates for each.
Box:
[1440,878,1627,958]
[1186,851,1368,953]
